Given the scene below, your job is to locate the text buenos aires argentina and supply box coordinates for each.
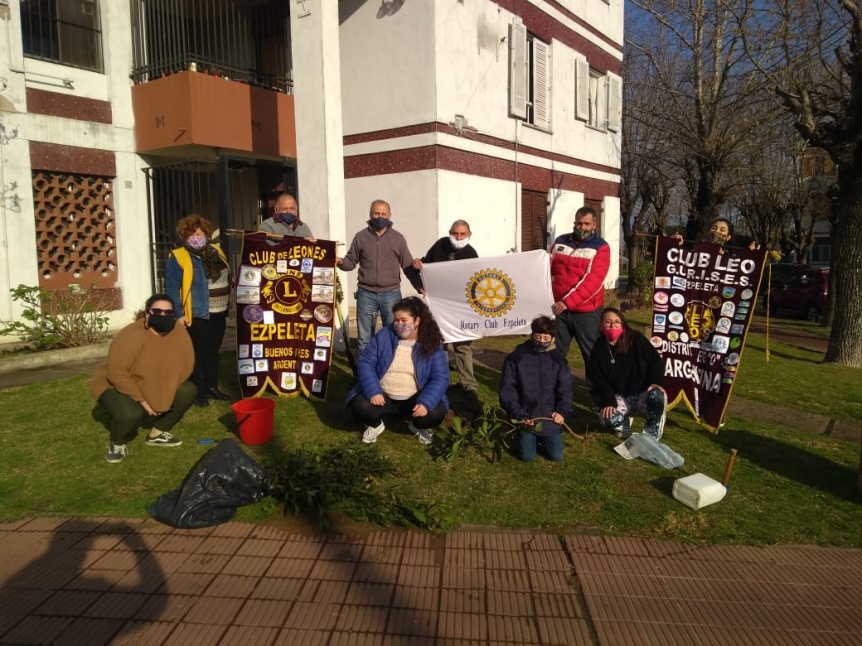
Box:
[666,248,757,290]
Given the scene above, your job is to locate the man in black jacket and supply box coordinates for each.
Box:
[407,220,481,414]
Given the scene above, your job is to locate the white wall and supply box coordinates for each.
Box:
[436,171,519,257]
[602,194,621,288]
[0,0,153,326]
[339,1,437,135]
[432,0,623,172]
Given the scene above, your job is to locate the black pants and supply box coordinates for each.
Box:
[187,316,226,391]
[348,392,447,430]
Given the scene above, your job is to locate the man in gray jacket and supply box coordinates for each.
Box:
[257,193,314,238]
[338,199,416,354]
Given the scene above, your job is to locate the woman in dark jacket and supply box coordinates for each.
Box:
[589,307,667,440]
[346,297,449,446]
[499,316,573,462]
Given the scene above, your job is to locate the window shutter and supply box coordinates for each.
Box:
[509,20,528,120]
[532,39,551,130]
[607,74,622,132]
[575,58,590,121]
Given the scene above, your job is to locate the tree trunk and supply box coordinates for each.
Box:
[824,166,862,366]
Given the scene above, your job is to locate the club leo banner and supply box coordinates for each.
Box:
[652,236,768,430]
[235,232,337,399]
[421,249,554,343]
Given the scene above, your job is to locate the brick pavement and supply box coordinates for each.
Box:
[1,517,861,645]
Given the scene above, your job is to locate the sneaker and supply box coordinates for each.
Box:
[146,431,182,447]
[409,422,433,445]
[615,416,633,439]
[105,443,127,463]
[361,422,385,444]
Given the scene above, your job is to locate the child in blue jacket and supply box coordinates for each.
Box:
[499,316,573,461]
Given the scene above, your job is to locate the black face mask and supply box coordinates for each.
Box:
[147,314,176,335]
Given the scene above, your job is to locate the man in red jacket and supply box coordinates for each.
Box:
[549,206,610,374]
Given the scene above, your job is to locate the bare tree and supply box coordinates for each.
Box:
[740,0,862,366]
[628,0,771,241]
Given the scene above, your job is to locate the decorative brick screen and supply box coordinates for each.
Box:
[32,171,118,292]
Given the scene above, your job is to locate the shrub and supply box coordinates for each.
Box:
[266,443,451,530]
[0,284,112,351]
[630,261,655,307]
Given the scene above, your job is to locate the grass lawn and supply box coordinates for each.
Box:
[1,324,859,546]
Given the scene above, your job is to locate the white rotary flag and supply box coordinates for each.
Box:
[421,249,555,343]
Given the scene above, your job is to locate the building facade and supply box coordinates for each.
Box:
[0,0,622,326]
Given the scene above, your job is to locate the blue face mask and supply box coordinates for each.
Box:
[370,217,390,231]
[278,212,297,226]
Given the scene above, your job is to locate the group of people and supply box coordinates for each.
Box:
[89,197,669,464]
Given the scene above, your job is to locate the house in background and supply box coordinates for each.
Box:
[0,0,622,326]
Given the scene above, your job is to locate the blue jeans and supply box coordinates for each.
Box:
[518,431,563,462]
[356,288,401,355]
[597,389,667,440]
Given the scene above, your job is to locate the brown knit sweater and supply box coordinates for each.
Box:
[90,318,195,412]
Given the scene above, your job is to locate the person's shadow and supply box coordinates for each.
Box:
[0,519,166,644]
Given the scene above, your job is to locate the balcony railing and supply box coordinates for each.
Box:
[130,0,293,94]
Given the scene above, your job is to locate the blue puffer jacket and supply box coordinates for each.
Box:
[499,341,573,436]
[346,326,450,411]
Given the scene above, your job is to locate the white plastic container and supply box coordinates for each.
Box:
[672,473,727,510]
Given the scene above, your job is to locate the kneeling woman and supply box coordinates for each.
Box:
[589,307,667,440]
[90,294,197,463]
[347,297,449,445]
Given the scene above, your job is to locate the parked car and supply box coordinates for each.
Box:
[765,267,830,323]
[758,262,811,296]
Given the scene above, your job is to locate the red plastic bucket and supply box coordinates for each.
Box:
[230,397,276,445]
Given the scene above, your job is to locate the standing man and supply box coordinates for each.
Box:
[258,193,314,238]
[549,206,610,373]
[337,199,416,354]
[408,220,481,414]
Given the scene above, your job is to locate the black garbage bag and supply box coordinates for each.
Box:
[148,439,271,529]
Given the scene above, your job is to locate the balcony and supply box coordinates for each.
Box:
[130,0,294,157]
[132,70,296,157]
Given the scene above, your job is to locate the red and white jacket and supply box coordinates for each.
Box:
[549,233,610,313]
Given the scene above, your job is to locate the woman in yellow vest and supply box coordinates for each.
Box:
[166,215,231,407]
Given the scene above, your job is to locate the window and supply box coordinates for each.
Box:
[575,59,621,132]
[509,19,551,130]
[21,0,103,72]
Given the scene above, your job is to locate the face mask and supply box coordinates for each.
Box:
[532,339,552,352]
[278,212,297,226]
[708,231,727,245]
[602,327,624,343]
[572,227,592,241]
[393,322,415,339]
[370,217,390,231]
[186,235,208,251]
[148,314,176,335]
[450,236,470,250]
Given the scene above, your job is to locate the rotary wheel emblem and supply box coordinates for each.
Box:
[466,269,516,317]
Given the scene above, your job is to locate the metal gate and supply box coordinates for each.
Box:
[143,156,296,292]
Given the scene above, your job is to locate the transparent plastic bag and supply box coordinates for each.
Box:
[615,433,684,469]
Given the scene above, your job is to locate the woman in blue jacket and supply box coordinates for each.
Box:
[499,316,574,462]
[347,296,449,445]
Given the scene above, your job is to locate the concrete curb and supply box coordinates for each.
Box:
[0,342,110,374]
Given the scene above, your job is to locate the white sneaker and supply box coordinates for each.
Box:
[408,422,433,445]
[361,422,385,444]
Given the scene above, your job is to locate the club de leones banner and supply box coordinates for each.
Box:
[652,236,767,430]
[235,232,337,399]
[421,249,554,343]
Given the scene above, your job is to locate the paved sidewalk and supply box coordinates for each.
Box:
[1,517,861,645]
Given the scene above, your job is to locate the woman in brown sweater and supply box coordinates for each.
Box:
[90,294,196,463]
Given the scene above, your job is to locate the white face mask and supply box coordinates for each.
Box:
[450,235,470,250]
